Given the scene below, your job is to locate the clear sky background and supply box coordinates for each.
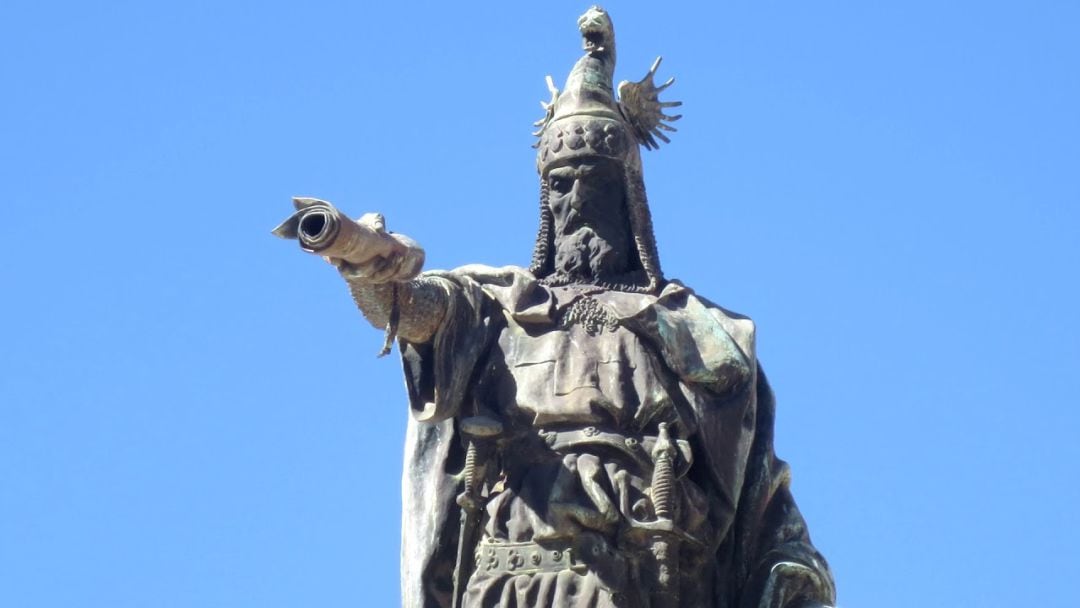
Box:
[2,1,1078,606]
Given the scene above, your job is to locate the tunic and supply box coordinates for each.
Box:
[397,266,834,608]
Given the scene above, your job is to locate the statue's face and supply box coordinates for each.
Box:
[546,157,633,283]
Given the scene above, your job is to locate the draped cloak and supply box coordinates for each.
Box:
[396,265,834,608]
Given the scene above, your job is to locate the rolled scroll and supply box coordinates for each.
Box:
[272,197,425,279]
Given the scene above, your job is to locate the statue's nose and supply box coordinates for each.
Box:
[569,181,585,211]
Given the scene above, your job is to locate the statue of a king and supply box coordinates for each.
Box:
[275,7,836,608]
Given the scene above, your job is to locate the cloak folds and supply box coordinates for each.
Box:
[396,266,834,608]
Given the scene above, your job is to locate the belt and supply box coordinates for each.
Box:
[474,539,586,576]
[535,426,693,475]
[472,536,629,589]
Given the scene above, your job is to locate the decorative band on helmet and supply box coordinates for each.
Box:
[537,117,632,172]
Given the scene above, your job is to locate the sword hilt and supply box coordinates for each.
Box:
[649,422,680,607]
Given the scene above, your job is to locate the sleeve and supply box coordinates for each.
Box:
[724,369,837,608]
[399,272,500,423]
[398,271,503,608]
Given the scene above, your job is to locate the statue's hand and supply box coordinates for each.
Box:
[325,213,424,283]
[329,253,409,283]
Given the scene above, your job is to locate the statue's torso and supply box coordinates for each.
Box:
[463,288,714,607]
[491,305,672,429]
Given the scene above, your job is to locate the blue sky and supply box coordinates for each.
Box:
[2,1,1078,606]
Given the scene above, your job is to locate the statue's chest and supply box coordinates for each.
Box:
[486,319,673,429]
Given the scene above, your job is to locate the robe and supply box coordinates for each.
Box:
[396,265,834,608]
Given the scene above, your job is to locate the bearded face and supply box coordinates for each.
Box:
[546,158,634,284]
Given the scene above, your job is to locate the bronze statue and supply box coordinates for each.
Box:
[275,7,835,607]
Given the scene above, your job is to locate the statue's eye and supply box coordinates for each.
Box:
[550,177,571,194]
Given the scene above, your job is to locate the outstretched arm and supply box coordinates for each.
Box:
[324,213,448,346]
[337,265,448,346]
[272,198,450,346]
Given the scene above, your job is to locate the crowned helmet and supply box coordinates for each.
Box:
[529,6,682,294]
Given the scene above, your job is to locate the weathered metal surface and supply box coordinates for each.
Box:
[276,7,835,608]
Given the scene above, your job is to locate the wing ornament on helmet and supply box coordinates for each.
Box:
[617,56,683,150]
[532,75,560,138]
